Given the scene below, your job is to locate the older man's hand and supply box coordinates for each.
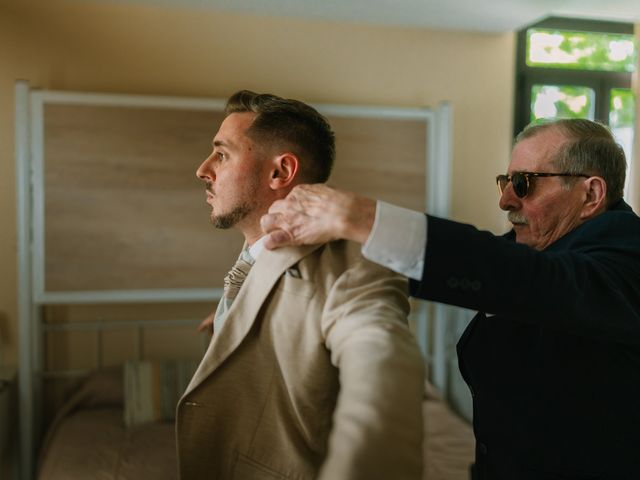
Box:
[261,184,376,249]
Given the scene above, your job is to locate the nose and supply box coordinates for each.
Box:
[196,154,215,182]
[498,182,521,212]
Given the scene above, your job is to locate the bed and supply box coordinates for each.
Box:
[16,83,474,480]
[37,367,474,480]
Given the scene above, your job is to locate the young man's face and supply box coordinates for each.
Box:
[196,112,271,231]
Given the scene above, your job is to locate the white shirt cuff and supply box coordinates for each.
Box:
[361,201,427,281]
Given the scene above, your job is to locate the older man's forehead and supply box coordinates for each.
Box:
[508,127,568,172]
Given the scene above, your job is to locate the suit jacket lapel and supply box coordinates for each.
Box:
[184,243,322,396]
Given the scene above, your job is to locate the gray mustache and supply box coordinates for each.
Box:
[508,212,528,224]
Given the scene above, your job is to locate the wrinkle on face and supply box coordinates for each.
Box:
[501,128,588,251]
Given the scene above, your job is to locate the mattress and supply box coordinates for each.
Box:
[423,385,475,480]
[38,408,177,480]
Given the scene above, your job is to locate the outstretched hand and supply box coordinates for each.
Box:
[197,310,215,333]
[261,184,376,250]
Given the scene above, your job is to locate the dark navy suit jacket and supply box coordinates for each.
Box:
[410,200,640,480]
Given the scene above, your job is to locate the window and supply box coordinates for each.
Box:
[526,28,636,73]
[515,17,637,194]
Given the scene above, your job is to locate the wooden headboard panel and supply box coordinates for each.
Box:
[44,104,233,292]
[41,98,427,293]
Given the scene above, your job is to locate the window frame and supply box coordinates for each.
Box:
[514,17,635,136]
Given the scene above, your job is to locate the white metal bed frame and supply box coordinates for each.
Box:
[15,80,460,480]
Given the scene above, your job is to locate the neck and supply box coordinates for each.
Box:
[238,191,290,245]
[243,228,263,247]
[237,209,267,247]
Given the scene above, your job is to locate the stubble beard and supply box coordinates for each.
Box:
[211,202,255,229]
[205,167,262,230]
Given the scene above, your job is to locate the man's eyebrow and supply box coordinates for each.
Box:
[212,139,228,148]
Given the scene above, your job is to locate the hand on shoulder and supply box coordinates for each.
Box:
[261,184,376,249]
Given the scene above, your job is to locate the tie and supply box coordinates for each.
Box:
[223,256,253,301]
[213,249,255,334]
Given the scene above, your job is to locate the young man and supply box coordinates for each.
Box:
[176,91,424,480]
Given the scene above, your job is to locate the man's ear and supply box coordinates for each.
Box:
[580,176,607,219]
[269,153,299,190]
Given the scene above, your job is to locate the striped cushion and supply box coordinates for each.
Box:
[123,360,198,427]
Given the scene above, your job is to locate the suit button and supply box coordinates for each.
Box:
[447,277,459,289]
[471,280,482,291]
[478,442,488,455]
[460,278,471,290]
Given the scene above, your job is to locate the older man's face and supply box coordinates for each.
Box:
[499,128,588,250]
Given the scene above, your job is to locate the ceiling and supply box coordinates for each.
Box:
[96,0,640,32]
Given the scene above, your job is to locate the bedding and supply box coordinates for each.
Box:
[423,382,475,480]
[38,369,474,480]
[38,367,178,480]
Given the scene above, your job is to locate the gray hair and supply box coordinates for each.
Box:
[516,119,627,206]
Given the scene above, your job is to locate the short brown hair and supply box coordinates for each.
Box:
[516,119,627,206]
[225,90,335,183]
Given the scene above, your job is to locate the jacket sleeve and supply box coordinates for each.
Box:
[411,212,640,343]
[319,258,425,480]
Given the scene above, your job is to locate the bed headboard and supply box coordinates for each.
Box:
[16,81,454,480]
[38,96,431,296]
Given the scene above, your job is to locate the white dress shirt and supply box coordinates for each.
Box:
[361,201,427,281]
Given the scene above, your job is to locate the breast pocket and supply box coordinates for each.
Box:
[277,269,316,299]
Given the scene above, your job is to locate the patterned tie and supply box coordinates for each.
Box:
[213,250,255,334]
[223,256,253,301]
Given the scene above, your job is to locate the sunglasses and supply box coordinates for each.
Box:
[496,172,590,198]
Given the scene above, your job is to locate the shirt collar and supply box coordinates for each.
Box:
[247,236,266,261]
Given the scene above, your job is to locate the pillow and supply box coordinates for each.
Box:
[39,366,125,463]
[123,359,199,428]
[78,366,124,407]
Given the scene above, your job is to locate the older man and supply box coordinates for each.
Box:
[176,90,424,480]
[262,119,640,479]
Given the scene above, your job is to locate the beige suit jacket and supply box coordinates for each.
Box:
[176,240,424,480]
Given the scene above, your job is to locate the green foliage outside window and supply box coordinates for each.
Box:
[530,85,595,123]
[527,28,637,73]
[610,88,636,128]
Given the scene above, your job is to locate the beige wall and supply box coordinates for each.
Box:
[0,0,516,366]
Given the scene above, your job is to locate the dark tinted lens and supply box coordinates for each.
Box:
[511,173,528,198]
